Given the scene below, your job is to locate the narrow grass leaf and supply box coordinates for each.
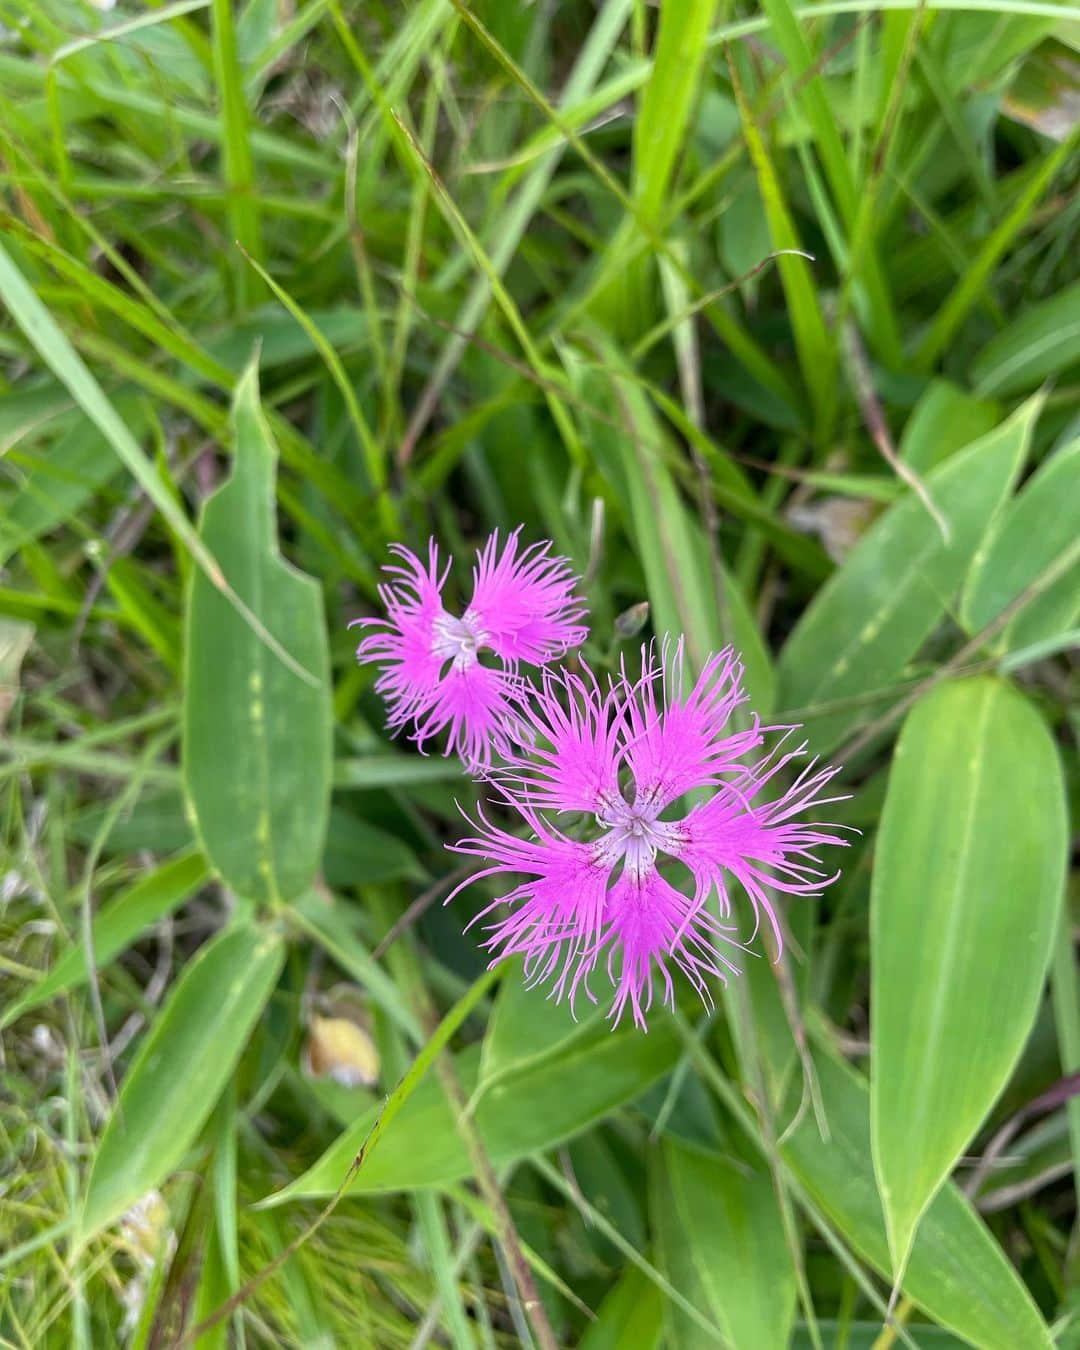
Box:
[756,0,901,365]
[971,280,1080,396]
[571,340,775,709]
[211,0,262,305]
[728,52,835,439]
[0,413,128,565]
[634,0,720,223]
[870,677,1067,1278]
[237,248,395,533]
[915,121,1079,367]
[0,850,209,1030]
[0,241,224,590]
[390,0,633,455]
[0,240,311,680]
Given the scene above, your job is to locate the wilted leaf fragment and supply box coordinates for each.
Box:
[0,618,34,729]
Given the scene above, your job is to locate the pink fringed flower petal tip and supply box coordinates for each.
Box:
[449,639,849,1030]
[353,529,588,773]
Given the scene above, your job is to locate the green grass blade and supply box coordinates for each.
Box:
[915,121,1080,367]
[211,0,263,307]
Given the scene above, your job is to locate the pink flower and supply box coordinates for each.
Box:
[354,530,588,772]
[450,642,847,1029]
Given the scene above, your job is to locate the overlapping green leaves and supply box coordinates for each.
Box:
[267,1016,681,1200]
[777,396,1040,750]
[654,1139,795,1348]
[783,1047,1053,1350]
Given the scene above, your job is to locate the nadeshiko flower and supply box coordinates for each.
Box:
[450,642,846,1029]
[354,529,588,771]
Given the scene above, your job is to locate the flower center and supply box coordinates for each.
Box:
[592,795,681,883]
[432,610,487,671]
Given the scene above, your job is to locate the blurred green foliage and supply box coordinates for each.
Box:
[1,0,1078,1345]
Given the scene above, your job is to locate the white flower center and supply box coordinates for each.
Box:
[592,795,682,883]
[432,610,487,670]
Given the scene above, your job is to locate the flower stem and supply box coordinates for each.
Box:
[421,1002,560,1350]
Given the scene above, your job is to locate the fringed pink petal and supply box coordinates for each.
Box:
[356,532,589,772]
[489,662,627,815]
[623,639,765,812]
[601,869,743,1030]
[449,806,611,1017]
[467,527,588,665]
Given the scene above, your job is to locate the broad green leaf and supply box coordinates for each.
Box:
[793,1325,966,1349]
[578,1268,664,1350]
[81,923,284,1238]
[898,380,1000,475]
[0,850,209,1031]
[0,384,73,447]
[322,807,425,889]
[870,677,1067,1276]
[266,1017,681,1200]
[199,307,369,375]
[783,1046,1053,1350]
[972,279,1080,396]
[962,437,1080,652]
[654,1139,795,1348]
[777,396,1040,750]
[479,961,603,1086]
[68,787,193,854]
[182,361,332,904]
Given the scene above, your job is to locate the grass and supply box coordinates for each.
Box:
[1,1,1078,1346]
